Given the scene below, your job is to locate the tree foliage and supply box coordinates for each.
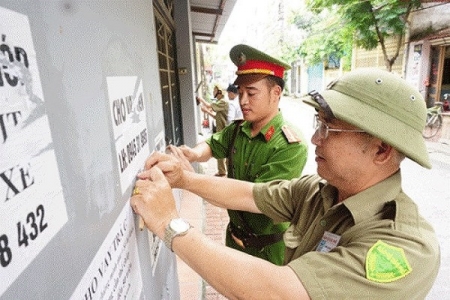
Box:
[293,9,353,70]
[297,0,422,71]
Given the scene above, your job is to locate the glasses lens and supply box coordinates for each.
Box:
[318,120,327,139]
[314,116,327,139]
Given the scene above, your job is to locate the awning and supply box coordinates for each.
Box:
[190,0,238,44]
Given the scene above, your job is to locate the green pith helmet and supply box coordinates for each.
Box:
[229,44,290,86]
[302,68,431,169]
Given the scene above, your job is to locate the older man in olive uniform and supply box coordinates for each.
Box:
[176,44,308,265]
[133,68,440,299]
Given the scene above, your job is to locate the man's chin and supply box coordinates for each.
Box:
[316,165,327,180]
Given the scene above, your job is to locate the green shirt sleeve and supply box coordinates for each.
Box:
[253,141,307,183]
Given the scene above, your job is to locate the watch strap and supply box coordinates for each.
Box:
[163,227,173,251]
[163,219,191,251]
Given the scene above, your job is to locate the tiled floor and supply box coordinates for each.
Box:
[177,159,229,299]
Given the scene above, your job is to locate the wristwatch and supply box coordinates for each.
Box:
[163,218,191,251]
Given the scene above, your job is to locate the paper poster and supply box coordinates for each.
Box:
[0,7,68,296]
[146,132,166,274]
[70,201,143,299]
[148,231,162,275]
[107,76,150,194]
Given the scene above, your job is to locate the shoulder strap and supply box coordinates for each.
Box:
[281,125,302,143]
[226,120,283,241]
[226,120,257,234]
[227,119,244,179]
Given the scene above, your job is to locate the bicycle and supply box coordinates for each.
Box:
[422,101,443,139]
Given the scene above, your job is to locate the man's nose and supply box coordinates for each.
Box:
[311,129,322,146]
[240,94,248,105]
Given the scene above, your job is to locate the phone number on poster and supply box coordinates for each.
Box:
[0,204,48,267]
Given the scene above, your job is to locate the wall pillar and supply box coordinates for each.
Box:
[174,0,198,147]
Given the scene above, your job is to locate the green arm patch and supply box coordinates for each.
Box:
[365,240,412,283]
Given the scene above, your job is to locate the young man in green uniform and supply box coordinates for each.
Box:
[132,68,440,299]
[176,44,308,265]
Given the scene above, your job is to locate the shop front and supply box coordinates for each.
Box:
[406,29,450,141]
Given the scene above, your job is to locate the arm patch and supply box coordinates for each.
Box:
[366,240,412,283]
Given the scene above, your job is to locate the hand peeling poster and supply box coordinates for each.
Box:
[107,76,150,194]
[0,7,68,296]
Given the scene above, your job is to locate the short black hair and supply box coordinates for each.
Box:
[226,84,238,94]
[266,75,285,90]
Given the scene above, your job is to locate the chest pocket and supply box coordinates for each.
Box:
[236,143,270,181]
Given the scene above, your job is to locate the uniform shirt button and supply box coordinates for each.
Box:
[320,220,327,227]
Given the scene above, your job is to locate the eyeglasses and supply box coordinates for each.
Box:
[313,115,365,140]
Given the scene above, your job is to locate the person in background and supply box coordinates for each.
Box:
[196,85,229,176]
[226,83,243,124]
[131,68,440,299]
[170,44,308,265]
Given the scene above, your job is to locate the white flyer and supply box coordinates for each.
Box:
[70,201,143,299]
[106,76,150,194]
[0,6,67,296]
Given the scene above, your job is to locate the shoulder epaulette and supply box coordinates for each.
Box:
[282,125,302,143]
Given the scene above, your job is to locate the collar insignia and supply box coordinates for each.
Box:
[264,126,275,141]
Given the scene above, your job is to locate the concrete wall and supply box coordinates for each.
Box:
[410,2,450,36]
[0,1,183,298]
[405,41,432,100]
[351,37,404,74]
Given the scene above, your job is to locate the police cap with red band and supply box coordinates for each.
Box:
[229,44,290,86]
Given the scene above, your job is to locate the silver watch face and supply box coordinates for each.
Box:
[170,218,190,233]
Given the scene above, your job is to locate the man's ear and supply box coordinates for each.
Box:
[271,84,282,100]
[374,142,393,164]
[376,142,389,154]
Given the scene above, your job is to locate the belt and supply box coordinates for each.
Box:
[227,222,284,250]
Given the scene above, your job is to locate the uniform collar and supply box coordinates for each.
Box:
[342,171,402,224]
[241,112,283,141]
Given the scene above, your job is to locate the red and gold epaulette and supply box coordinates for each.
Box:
[282,125,302,143]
